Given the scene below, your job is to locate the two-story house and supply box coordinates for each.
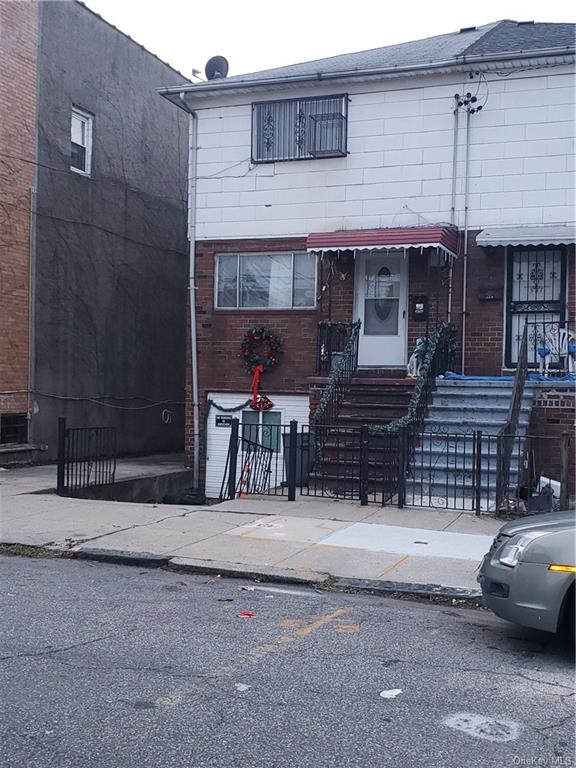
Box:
[160,20,575,503]
[0,0,190,463]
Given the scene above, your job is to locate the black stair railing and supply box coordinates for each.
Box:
[313,320,361,433]
[317,321,359,375]
[496,322,528,510]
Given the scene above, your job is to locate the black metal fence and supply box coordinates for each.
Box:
[56,417,117,496]
[219,418,568,513]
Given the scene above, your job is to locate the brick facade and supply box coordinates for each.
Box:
[529,391,576,499]
[186,233,574,474]
[0,1,38,420]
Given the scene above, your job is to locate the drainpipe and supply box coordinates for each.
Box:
[461,108,471,374]
[447,102,459,325]
[179,92,200,486]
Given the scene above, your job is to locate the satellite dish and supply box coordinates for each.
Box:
[205,56,229,80]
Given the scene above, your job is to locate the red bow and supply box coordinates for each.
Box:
[250,364,265,408]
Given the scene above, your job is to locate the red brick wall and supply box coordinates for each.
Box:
[529,391,576,499]
[186,237,321,466]
[0,1,38,418]
[184,234,574,467]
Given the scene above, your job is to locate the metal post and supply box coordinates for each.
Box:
[56,417,66,496]
[398,427,407,509]
[474,430,482,517]
[227,418,239,501]
[359,425,369,506]
[560,431,570,510]
[287,420,298,502]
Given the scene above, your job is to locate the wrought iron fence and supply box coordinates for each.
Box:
[313,320,360,437]
[56,417,117,496]
[219,417,568,513]
[317,321,359,375]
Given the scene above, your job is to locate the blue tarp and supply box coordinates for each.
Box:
[442,372,576,383]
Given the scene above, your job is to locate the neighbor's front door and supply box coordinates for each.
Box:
[355,250,408,367]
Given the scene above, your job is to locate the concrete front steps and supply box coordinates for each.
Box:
[407,379,536,511]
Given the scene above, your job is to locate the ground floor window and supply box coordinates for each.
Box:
[216,252,316,309]
[0,413,28,445]
[241,410,282,452]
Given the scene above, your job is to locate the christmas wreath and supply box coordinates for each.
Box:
[240,327,282,410]
[240,326,282,373]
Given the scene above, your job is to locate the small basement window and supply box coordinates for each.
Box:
[71,107,93,175]
[252,95,348,163]
[0,413,28,445]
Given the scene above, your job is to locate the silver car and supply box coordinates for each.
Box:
[478,511,575,637]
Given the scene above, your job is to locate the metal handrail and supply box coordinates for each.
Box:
[317,321,359,374]
[313,320,361,430]
[497,323,528,509]
[376,321,455,435]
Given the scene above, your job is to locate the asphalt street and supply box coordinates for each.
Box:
[1,555,574,768]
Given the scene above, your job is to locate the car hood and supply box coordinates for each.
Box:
[499,510,575,538]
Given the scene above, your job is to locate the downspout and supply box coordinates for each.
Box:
[446,101,460,323]
[461,108,471,374]
[447,101,459,324]
[179,92,201,486]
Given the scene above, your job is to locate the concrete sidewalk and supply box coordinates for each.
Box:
[0,462,504,598]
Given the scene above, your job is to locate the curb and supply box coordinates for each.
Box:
[166,559,325,586]
[332,577,483,606]
[1,542,483,606]
[70,548,171,569]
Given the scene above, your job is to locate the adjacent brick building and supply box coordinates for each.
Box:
[0,0,190,461]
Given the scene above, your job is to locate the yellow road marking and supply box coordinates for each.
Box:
[294,608,349,637]
[335,623,362,634]
[376,554,410,578]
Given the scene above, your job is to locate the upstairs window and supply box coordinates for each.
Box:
[71,107,93,175]
[252,95,348,163]
[216,252,316,309]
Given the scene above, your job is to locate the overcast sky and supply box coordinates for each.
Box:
[83,0,575,81]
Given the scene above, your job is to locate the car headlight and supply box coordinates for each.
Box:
[497,532,546,568]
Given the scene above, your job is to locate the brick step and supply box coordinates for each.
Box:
[345,391,413,403]
[336,413,406,426]
[339,400,407,415]
[350,377,415,387]
[355,368,408,378]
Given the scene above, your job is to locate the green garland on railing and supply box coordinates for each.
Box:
[368,321,456,434]
[314,320,361,424]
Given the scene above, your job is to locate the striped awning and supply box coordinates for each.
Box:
[476,225,576,248]
[306,225,459,259]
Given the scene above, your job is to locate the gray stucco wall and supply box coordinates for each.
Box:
[32,0,189,459]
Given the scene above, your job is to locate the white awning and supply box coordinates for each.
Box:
[476,225,576,248]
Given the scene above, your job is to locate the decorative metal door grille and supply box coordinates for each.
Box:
[505,247,567,368]
[252,95,348,163]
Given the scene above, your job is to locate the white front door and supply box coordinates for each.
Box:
[355,250,408,367]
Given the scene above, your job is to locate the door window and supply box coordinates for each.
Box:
[364,253,401,335]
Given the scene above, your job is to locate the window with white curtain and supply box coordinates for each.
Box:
[216,252,316,309]
[71,107,93,175]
